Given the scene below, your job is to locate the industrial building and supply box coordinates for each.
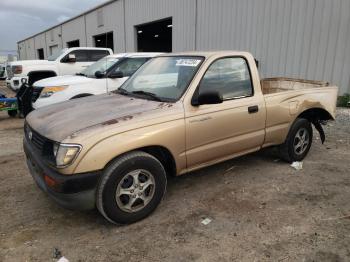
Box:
[17,0,350,94]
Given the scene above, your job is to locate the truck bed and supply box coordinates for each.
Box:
[260,77,338,148]
[261,77,330,95]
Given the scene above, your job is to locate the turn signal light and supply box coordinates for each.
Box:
[44,175,61,192]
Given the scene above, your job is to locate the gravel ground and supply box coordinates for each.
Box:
[0,81,349,262]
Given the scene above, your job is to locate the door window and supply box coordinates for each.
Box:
[113,58,149,77]
[64,50,89,62]
[89,50,110,61]
[199,57,253,100]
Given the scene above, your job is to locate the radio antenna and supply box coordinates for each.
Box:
[105,32,109,94]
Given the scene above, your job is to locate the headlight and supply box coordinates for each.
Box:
[13,65,22,74]
[53,143,82,167]
[40,86,68,98]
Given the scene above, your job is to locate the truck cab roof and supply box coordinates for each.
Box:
[110,52,164,58]
[158,50,252,58]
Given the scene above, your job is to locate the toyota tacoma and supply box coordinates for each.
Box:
[24,51,338,224]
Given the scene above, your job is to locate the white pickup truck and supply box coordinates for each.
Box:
[32,53,162,109]
[6,47,112,91]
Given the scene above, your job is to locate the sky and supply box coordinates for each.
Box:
[0,0,107,55]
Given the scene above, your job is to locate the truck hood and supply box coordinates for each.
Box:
[34,75,93,87]
[10,60,55,67]
[26,93,181,142]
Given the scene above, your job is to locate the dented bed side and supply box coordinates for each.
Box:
[261,78,338,147]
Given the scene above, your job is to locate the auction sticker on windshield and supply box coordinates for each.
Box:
[176,59,202,67]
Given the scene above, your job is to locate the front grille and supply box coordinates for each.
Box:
[31,130,46,152]
[25,124,47,152]
[32,86,44,103]
[25,123,56,165]
[25,123,54,155]
[6,66,13,79]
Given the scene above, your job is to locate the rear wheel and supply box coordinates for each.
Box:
[279,118,313,162]
[96,151,167,224]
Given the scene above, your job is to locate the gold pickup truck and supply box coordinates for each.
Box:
[24,51,338,224]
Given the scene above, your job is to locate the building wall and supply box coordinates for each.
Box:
[33,33,47,59]
[85,0,125,52]
[23,38,35,60]
[61,16,86,47]
[17,0,350,94]
[45,26,63,56]
[124,0,196,52]
[196,0,350,95]
[18,42,27,60]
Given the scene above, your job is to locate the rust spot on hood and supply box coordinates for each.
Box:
[157,102,174,109]
[101,115,134,126]
[102,119,119,125]
[121,115,133,121]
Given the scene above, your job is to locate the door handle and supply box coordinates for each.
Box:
[248,105,259,114]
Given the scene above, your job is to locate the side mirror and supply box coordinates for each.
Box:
[94,71,105,79]
[108,71,124,79]
[255,59,259,68]
[193,91,223,106]
[66,54,76,63]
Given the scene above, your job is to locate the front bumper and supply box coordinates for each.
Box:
[23,136,102,210]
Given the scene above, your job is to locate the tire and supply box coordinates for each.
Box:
[279,118,313,163]
[8,110,17,118]
[96,151,167,224]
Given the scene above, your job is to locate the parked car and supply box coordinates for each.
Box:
[24,51,338,224]
[0,64,7,80]
[5,47,113,91]
[31,52,162,109]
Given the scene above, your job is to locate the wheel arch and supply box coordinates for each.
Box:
[295,107,333,144]
[297,107,334,122]
[104,146,177,177]
[70,93,93,99]
[27,70,57,85]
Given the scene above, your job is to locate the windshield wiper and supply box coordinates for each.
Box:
[131,90,163,101]
[76,73,86,76]
[115,87,131,96]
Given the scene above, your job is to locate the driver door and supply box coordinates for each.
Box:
[59,50,91,75]
[185,57,266,169]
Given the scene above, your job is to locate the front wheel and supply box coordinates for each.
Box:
[279,118,313,163]
[96,151,167,224]
[8,110,17,118]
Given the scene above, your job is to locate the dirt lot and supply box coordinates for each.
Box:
[0,81,349,262]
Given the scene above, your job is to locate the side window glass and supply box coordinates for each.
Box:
[90,50,110,61]
[67,50,88,62]
[199,57,253,100]
[114,58,148,77]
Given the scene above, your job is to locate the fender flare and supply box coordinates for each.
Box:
[27,70,57,85]
[297,108,333,144]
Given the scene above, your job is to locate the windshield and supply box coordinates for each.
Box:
[119,56,204,101]
[80,56,120,78]
[47,49,67,61]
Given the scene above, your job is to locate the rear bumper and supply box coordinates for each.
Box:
[23,136,102,210]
